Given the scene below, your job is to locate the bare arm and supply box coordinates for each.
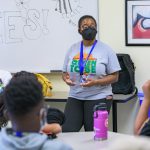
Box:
[134,80,150,135]
[41,123,62,134]
[62,72,75,86]
[81,72,119,87]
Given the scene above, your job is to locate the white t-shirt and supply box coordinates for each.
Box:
[63,40,121,100]
[0,70,12,87]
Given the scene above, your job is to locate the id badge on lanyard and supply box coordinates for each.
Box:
[79,40,97,83]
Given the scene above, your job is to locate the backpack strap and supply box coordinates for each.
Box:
[121,54,135,92]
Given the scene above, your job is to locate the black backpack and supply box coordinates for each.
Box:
[112,54,136,94]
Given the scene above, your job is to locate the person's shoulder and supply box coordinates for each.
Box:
[42,139,73,150]
[0,128,9,141]
[97,40,114,52]
[70,41,81,49]
[0,70,11,76]
[66,41,81,55]
[0,70,12,86]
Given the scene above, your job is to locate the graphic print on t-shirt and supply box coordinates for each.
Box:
[70,53,97,74]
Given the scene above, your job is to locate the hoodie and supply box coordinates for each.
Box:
[0,128,73,150]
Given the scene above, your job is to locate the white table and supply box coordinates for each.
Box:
[55,131,133,150]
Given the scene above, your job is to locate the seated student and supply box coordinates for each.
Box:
[134,80,150,136]
[0,72,72,150]
[0,96,65,136]
[0,71,64,135]
[41,107,65,136]
[0,95,8,128]
[0,69,12,93]
[0,70,12,128]
[0,69,12,86]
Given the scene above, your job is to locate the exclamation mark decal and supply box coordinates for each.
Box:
[42,9,49,35]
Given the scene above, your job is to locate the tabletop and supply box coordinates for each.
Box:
[55,131,133,150]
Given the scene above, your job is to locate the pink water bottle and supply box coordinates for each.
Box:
[93,103,108,140]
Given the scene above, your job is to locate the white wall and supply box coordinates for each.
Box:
[99,0,150,92]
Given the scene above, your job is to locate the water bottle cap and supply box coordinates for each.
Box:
[93,103,107,111]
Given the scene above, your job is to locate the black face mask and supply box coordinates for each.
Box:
[81,27,97,41]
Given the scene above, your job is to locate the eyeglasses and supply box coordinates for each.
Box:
[80,25,96,30]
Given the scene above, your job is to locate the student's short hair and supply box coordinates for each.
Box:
[78,15,97,29]
[3,71,43,117]
[13,71,37,80]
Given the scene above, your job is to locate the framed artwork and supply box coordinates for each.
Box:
[126,0,150,46]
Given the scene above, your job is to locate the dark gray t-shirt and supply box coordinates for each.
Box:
[63,40,121,100]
